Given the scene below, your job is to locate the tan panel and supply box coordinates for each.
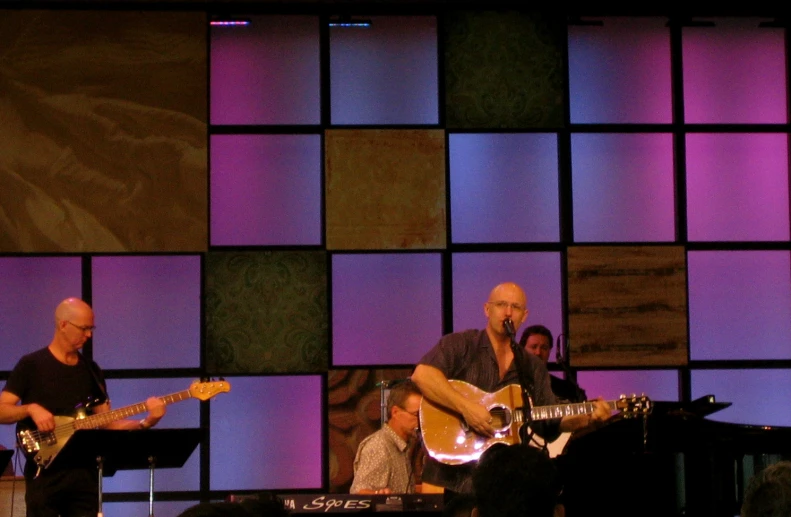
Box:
[325,129,446,250]
[0,477,25,516]
[567,246,689,367]
[0,11,207,252]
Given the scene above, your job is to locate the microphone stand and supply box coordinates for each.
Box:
[504,319,534,446]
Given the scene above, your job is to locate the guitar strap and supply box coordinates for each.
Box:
[80,355,109,406]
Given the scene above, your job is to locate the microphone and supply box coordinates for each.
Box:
[503,318,516,340]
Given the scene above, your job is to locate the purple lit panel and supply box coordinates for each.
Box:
[688,251,791,360]
[692,369,791,426]
[572,133,675,242]
[450,134,559,243]
[332,254,442,366]
[683,19,787,124]
[210,134,322,246]
[210,16,320,125]
[569,17,672,124]
[92,255,201,369]
[330,16,438,125]
[210,376,322,490]
[0,257,82,371]
[686,133,789,241]
[0,426,18,463]
[577,370,678,402]
[102,378,201,493]
[451,252,562,353]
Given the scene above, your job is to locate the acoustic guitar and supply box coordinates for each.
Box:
[419,380,651,465]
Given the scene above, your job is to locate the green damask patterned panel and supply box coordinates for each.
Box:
[444,11,565,129]
[206,250,328,374]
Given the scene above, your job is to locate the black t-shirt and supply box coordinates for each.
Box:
[3,347,107,434]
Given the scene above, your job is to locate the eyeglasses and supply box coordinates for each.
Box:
[66,321,96,333]
[488,300,526,312]
[400,407,420,417]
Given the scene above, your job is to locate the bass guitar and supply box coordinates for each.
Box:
[17,379,231,477]
[419,380,651,465]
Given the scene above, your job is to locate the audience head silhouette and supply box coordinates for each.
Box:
[472,443,562,517]
[741,461,791,517]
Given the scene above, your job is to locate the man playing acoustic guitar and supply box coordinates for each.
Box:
[0,297,167,517]
[412,282,613,495]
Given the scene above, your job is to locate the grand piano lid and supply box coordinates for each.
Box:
[563,394,791,456]
[650,394,732,418]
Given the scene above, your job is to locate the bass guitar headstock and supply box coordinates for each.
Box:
[189,379,232,401]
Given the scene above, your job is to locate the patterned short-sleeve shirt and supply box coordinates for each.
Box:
[350,423,415,494]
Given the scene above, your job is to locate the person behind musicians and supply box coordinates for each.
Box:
[0,297,166,517]
[520,325,586,403]
[740,461,791,517]
[472,443,563,517]
[411,282,612,494]
[350,379,423,495]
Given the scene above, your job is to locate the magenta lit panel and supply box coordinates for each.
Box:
[210,134,322,246]
[569,17,672,124]
[688,251,791,361]
[0,256,82,371]
[330,16,439,125]
[686,133,789,242]
[210,376,322,490]
[210,15,320,125]
[682,19,787,124]
[102,378,202,493]
[571,133,676,242]
[451,252,562,343]
[92,255,201,369]
[332,253,442,366]
[692,369,791,426]
[450,133,560,243]
[577,370,679,403]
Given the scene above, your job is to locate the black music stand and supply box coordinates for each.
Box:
[0,449,13,476]
[52,429,201,517]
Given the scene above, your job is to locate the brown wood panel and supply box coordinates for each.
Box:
[567,246,688,367]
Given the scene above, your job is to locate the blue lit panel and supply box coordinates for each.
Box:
[332,253,442,366]
[683,19,787,124]
[569,17,672,124]
[210,16,320,125]
[210,134,322,246]
[692,369,791,426]
[577,370,679,402]
[92,255,201,369]
[102,378,202,493]
[451,252,562,340]
[210,376,322,490]
[686,133,789,241]
[0,257,82,371]
[450,133,560,243]
[330,16,438,125]
[0,427,19,470]
[571,133,676,242]
[688,251,791,361]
